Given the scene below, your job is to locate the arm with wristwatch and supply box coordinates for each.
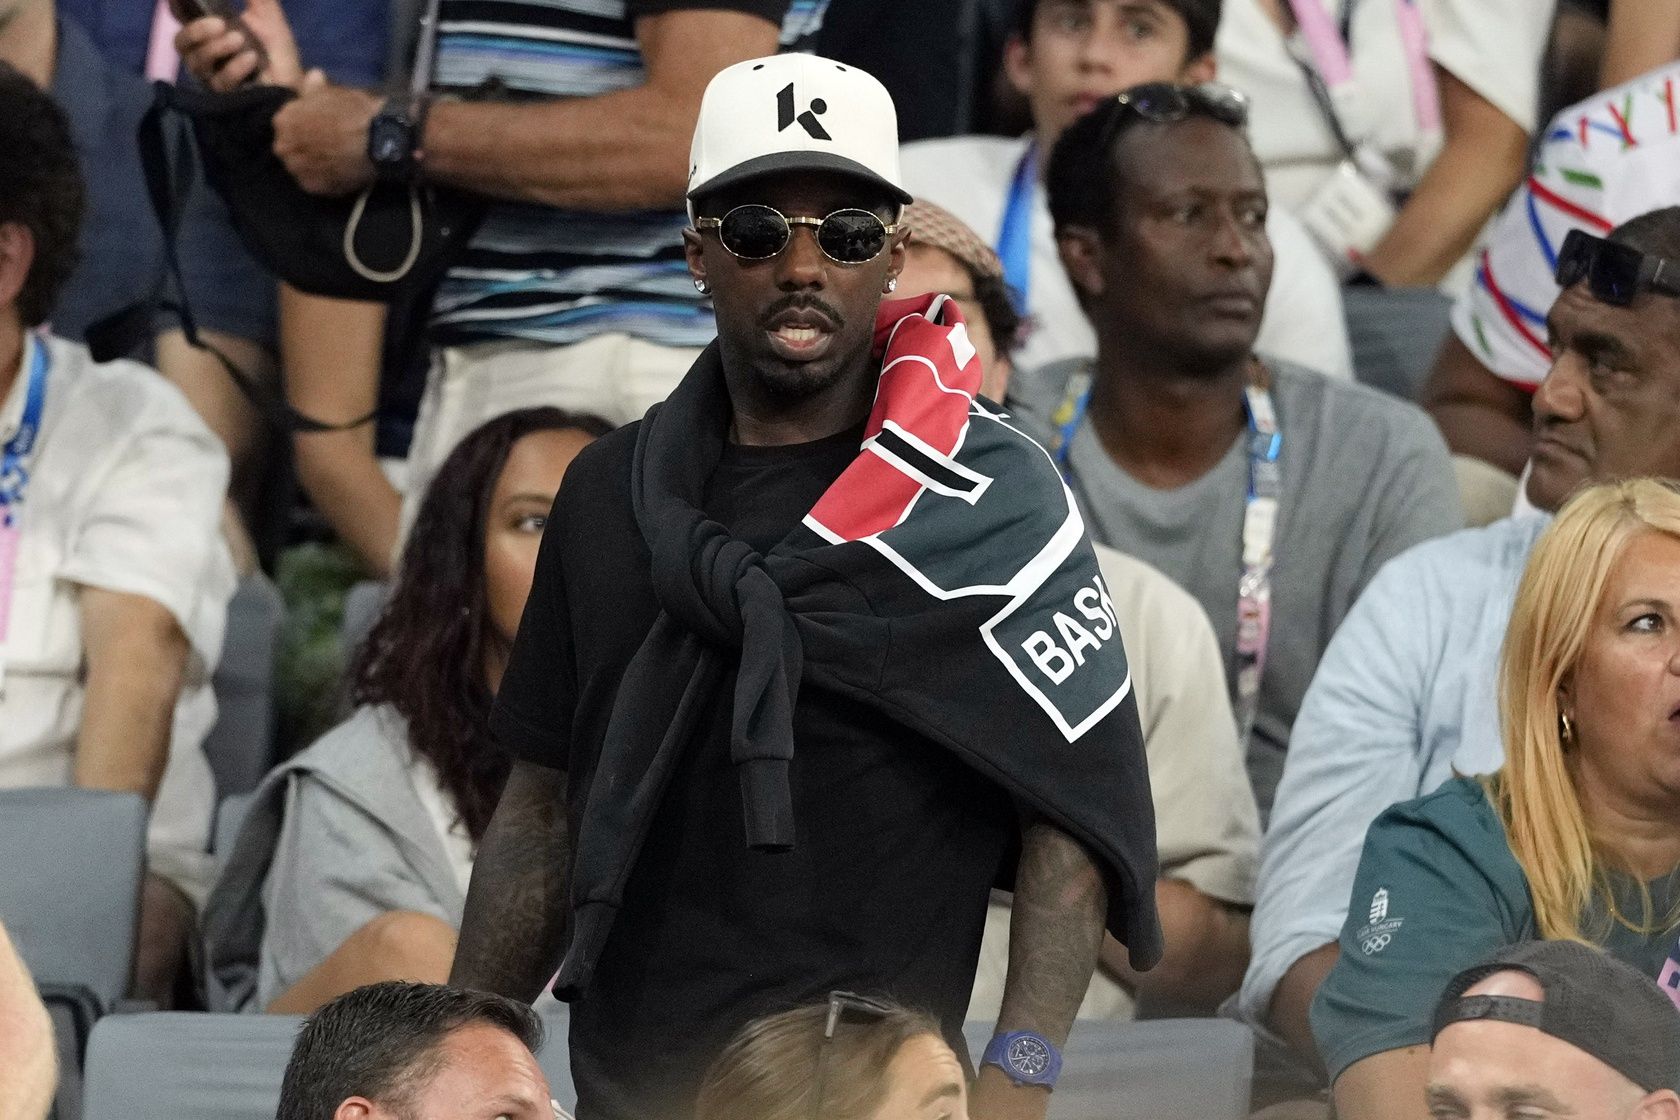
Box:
[175,0,781,207]
[972,817,1109,1120]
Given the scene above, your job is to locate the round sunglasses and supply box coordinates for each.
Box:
[695,204,898,265]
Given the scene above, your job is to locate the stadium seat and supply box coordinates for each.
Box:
[0,788,146,1010]
[83,1009,579,1119]
[83,1013,300,1120]
[963,1018,1255,1120]
[202,574,284,799]
[40,983,101,1120]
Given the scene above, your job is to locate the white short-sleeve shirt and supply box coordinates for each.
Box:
[1452,62,1680,389]
[898,134,1354,382]
[0,334,234,893]
[1216,0,1553,213]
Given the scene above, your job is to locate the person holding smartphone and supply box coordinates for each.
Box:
[175,0,833,577]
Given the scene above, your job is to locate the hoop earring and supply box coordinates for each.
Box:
[1559,710,1576,746]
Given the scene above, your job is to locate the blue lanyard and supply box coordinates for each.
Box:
[1051,363,1284,742]
[996,142,1038,310]
[1,337,50,527]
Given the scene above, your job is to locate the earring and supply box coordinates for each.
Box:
[694,279,710,294]
[884,278,898,294]
[1559,710,1576,745]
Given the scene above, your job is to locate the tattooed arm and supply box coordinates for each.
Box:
[972,817,1109,1120]
[449,760,572,1002]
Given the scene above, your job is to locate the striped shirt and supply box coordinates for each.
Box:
[429,0,829,347]
[1450,62,1680,390]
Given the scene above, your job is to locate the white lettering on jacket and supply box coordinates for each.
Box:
[1020,575,1119,686]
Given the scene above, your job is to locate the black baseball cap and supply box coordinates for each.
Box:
[1432,941,1680,1094]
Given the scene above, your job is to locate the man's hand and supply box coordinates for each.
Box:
[272,71,381,197]
[175,0,303,91]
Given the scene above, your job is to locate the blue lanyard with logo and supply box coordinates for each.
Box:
[0,335,50,694]
[996,142,1039,309]
[1049,360,1283,743]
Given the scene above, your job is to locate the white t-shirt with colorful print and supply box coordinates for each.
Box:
[1452,62,1680,390]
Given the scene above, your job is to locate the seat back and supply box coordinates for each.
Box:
[85,1009,579,1119]
[202,574,284,799]
[83,1013,300,1120]
[963,1018,1255,1120]
[0,788,146,1008]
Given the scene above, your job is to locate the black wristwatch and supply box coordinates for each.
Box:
[367,95,430,183]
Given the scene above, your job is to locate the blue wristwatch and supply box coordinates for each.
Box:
[981,1030,1062,1089]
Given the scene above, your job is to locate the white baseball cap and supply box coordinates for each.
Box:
[687,54,913,221]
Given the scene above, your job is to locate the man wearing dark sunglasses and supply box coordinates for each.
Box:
[1246,206,1680,1091]
[453,54,1162,1120]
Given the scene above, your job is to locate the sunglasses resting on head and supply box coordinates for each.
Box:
[1555,228,1680,305]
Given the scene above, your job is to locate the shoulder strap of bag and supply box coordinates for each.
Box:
[124,82,376,434]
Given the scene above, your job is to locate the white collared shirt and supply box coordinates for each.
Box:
[0,333,234,893]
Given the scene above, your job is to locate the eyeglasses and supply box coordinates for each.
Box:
[808,990,894,1120]
[695,205,898,264]
[1555,228,1680,306]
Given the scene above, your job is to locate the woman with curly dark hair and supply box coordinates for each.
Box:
[202,407,609,1014]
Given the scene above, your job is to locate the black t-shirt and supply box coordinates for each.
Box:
[493,423,1016,1120]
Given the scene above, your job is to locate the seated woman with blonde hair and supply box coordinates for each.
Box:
[202,407,609,1014]
[696,993,968,1120]
[1315,477,1680,1120]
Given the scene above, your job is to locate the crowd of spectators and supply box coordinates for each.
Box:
[6,0,1680,1116]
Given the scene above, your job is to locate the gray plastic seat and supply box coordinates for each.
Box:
[0,788,146,1009]
[963,1018,1255,1120]
[83,1013,301,1120]
[83,1008,579,1119]
[202,574,284,799]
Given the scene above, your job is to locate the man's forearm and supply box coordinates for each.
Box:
[976,821,1108,1119]
[1100,879,1249,1017]
[449,760,571,1001]
[1000,821,1108,1039]
[420,9,780,210]
[1268,942,1340,1077]
[77,590,190,800]
[1364,71,1528,287]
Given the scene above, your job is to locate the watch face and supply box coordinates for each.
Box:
[1006,1035,1053,1078]
[369,118,409,164]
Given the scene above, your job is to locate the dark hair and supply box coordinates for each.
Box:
[1608,206,1680,260]
[0,63,85,327]
[974,269,1023,355]
[695,998,945,1120]
[1045,90,1248,235]
[351,406,611,841]
[277,981,545,1120]
[1015,0,1222,60]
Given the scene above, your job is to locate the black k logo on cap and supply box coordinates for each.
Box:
[777,83,832,141]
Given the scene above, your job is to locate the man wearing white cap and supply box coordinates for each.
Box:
[451,55,1162,1120]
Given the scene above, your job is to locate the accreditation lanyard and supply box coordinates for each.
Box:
[996,142,1039,308]
[1050,363,1283,744]
[0,336,50,695]
[1286,0,1440,159]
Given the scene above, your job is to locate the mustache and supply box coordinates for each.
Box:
[758,294,845,331]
